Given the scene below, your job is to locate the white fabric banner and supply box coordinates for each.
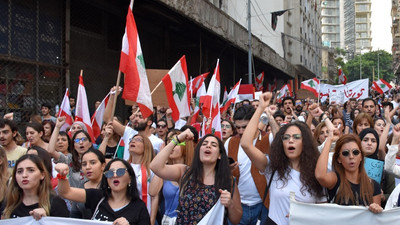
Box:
[197,198,224,225]
[0,217,112,225]
[289,194,400,225]
[319,79,369,104]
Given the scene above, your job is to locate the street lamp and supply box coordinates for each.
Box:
[359,46,363,80]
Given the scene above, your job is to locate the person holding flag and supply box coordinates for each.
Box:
[150,129,242,224]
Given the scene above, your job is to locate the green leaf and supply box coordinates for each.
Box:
[173,82,186,101]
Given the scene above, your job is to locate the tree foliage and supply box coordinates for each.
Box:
[344,50,393,84]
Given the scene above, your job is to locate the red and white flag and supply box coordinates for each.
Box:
[119,0,153,119]
[220,79,241,114]
[57,89,73,132]
[265,78,277,92]
[201,59,222,139]
[189,72,209,96]
[372,79,392,94]
[338,67,347,85]
[237,84,255,102]
[162,55,191,121]
[255,72,264,91]
[276,84,293,101]
[75,74,95,141]
[300,78,320,98]
[202,60,221,119]
[91,93,110,140]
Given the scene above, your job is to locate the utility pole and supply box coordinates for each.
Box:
[248,0,252,84]
[377,51,380,80]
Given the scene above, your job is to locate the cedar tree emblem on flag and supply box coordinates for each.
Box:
[271,9,290,31]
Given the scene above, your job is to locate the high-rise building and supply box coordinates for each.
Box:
[392,0,400,75]
[354,0,372,54]
[321,0,341,48]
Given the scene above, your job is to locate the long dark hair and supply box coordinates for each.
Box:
[269,121,324,198]
[100,158,139,201]
[180,134,232,197]
[71,130,92,172]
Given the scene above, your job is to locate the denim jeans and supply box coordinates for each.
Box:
[228,202,268,225]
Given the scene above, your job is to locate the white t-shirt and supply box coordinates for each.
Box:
[224,137,262,206]
[131,163,155,214]
[264,157,326,225]
[122,127,164,160]
[318,139,335,172]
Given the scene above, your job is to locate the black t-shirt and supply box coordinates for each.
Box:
[328,173,381,206]
[9,195,69,218]
[85,189,150,224]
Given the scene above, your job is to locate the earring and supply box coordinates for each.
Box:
[108,186,111,189]
[128,183,131,187]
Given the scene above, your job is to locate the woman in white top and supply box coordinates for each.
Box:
[241,92,326,225]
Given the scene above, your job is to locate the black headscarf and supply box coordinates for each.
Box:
[358,128,380,160]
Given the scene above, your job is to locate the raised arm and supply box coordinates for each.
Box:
[98,122,113,156]
[55,163,86,203]
[103,86,121,124]
[315,127,339,189]
[150,129,192,182]
[47,117,66,160]
[240,92,272,172]
[379,106,392,160]
[384,124,400,177]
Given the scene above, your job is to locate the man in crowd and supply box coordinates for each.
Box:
[0,119,27,176]
[282,97,294,116]
[41,103,57,123]
[362,97,377,118]
[225,105,269,224]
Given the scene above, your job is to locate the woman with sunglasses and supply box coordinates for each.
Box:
[149,130,195,225]
[150,129,242,224]
[127,134,158,225]
[241,93,325,225]
[315,133,382,213]
[56,158,150,224]
[2,154,69,219]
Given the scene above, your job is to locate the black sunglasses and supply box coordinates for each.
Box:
[157,124,167,129]
[341,149,361,157]
[104,168,127,178]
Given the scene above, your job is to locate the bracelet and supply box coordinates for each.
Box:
[171,138,179,146]
[175,135,181,143]
[57,174,67,180]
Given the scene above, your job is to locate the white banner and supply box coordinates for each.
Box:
[319,79,369,104]
[289,193,400,225]
[0,217,112,225]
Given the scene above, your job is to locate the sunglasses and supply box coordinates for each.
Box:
[341,149,361,157]
[157,124,167,129]
[129,137,143,143]
[221,124,232,129]
[281,134,302,141]
[74,137,88,143]
[235,124,247,130]
[104,168,127,178]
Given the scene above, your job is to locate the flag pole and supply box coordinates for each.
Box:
[151,80,163,95]
[110,71,122,119]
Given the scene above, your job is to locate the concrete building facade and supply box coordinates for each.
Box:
[392,0,400,76]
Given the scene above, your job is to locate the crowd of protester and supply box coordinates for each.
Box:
[2,86,400,225]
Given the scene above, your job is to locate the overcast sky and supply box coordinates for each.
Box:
[371,0,392,53]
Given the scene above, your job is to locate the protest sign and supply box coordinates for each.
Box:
[364,157,384,183]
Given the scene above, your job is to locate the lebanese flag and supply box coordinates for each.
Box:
[57,89,73,132]
[338,67,347,85]
[189,72,209,96]
[202,59,221,119]
[265,78,277,92]
[255,72,264,91]
[276,84,293,101]
[119,0,153,118]
[162,55,191,121]
[300,78,320,97]
[220,79,241,114]
[75,74,95,141]
[372,79,392,94]
[237,84,255,102]
[91,93,110,140]
[222,86,228,105]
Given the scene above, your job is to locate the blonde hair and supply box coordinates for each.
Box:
[3,155,53,218]
[128,135,154,175]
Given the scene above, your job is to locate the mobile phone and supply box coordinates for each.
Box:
[228,157,235,164]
